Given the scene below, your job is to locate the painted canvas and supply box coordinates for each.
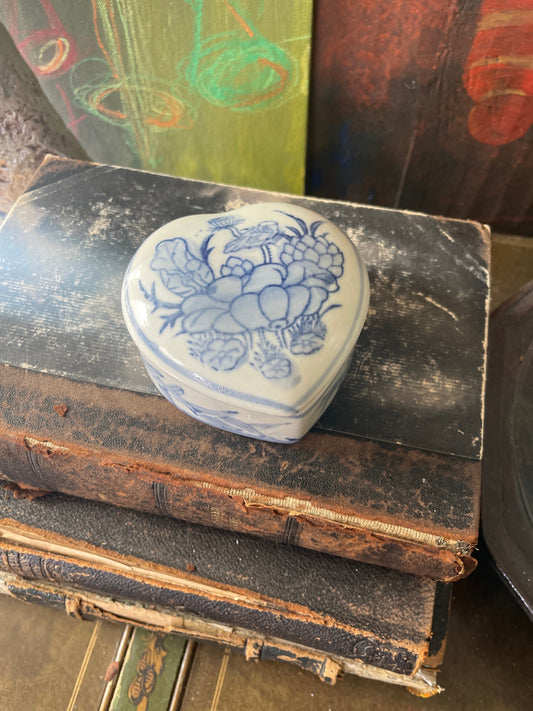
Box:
[1,0,312,194]
[308,0,533,234]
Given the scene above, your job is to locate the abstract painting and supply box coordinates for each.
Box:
[463,0,533,146]
[308,0,533,234]
[1,0,312,193]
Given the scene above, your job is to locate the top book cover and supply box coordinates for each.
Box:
[0,156,490,581]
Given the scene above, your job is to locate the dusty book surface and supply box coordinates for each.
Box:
[0,156,490,579]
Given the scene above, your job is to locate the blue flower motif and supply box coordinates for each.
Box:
[260,356,291,379]
[289,314,327,355]
[151,238,213,296]
[230,284,311,331]
[280,233,344,288]
[253,339,292,379]
[144,209,346,382]
[291,332,324,355]
[200,338,247,371]
[178,261,331,336]
[221,256,254,278]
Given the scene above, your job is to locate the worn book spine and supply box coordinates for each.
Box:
[0,487,442,679]
[0,540,423,677]
[0,365,476,583]
[0,571,442,694]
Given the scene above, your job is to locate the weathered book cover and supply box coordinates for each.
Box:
[0,574,446,698]
[0,156,490,581]
[0,486,447,692]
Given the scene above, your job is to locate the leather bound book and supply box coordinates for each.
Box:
[0,486,448,693]
[0,156,490,581]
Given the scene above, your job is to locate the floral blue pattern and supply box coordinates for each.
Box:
[140,210,344,381]
[145,363,298,442]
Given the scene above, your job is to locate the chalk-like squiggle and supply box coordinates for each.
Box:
[185,0,294,110]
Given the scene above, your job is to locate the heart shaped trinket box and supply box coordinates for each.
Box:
[122,202,369,442]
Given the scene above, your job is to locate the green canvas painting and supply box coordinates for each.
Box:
[2,0,312,193]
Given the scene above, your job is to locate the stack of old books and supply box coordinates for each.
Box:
[0,157,489,695]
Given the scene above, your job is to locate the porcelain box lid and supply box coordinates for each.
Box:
[122,202,369,418]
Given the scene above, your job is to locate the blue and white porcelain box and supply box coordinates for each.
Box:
[122,202,369,443]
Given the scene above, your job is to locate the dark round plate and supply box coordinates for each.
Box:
[482,281,533,620]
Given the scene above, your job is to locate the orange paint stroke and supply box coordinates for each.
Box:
[93,84,193,130]
[92,0,119,79]
[104,0,129,83]
[468,94,533,145]
[223,0,255,38]
[68,114,88,131]
[92,0,149,163]
[37,37,69,74]
[144,91,189,128]
[103,0,148,160]
[463,0,533,144]
[95,86,127,120]
[235,58,288,107]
